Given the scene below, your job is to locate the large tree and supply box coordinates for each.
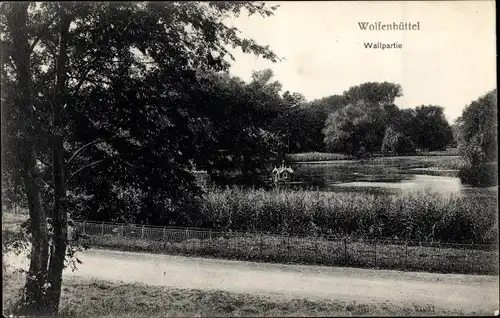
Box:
[193,69,286,186]
[298,95,346,152]
[1,1,279,314]
[322,82,402,155]
[381,126,415,155]
[343,81,402,105]
[456,89,497,165]
[410,105,454,151]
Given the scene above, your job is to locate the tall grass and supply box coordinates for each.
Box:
[194,187,498,244]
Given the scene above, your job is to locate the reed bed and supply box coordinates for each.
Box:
[195,187,497,245]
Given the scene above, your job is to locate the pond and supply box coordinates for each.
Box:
[287,156,497,197]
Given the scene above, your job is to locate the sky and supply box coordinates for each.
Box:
[225,1,496,123]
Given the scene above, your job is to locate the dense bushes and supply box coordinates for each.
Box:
[191,188,497,244]
[458,162,498,186]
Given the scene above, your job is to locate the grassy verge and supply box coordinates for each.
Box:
[83,234,498,275]
[286,152,353,162]
[286,149,460,163]
[416,148,460,156]
[1,270,476,317]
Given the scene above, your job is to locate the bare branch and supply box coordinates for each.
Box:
[68,158,108,180]
[68,141,147,181]
[66,136,132,166]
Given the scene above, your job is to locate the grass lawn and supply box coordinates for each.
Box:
[2,269,474,317]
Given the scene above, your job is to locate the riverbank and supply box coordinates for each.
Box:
[285,149,460,163]
[287,154,464,170]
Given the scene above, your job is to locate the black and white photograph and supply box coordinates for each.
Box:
[1,1,498,316]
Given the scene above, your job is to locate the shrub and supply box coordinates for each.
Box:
[459,162,498,186]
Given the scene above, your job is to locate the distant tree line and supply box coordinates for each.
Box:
[274,82,454,156]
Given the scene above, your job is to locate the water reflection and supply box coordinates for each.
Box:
[332,175,462,192]
[288,161,497,197]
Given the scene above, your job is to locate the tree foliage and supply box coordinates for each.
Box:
[323,82,402,155]
[456,89,497,165]
[381,126,416,155]
[343,81,402,105]
[193,69,287,187]
[410,105,454,151]
[456,89,497,186]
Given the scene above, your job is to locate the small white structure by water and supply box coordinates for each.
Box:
[272,162,294,183]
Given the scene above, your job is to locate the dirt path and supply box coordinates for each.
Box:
[5,249,499,313]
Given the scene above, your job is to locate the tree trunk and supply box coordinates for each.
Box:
[9,3,51,314]
[21,150,51,314]
[45,5,72,314]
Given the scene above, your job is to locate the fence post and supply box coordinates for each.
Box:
[163,227,166,241]
[461,244,465,274]
[374,239,377,268]
[185,228,189,240]
[83,221,86,235]
[405,241,408,270]
[141,225,145,239]
[209,229,212,240]
[121,224,124,237]
[259,233,263,259]
[470,243,474,273]
[344,238,348,266]
[315,239,319,264]
[287,236,291,262]
[101,222,104,235]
